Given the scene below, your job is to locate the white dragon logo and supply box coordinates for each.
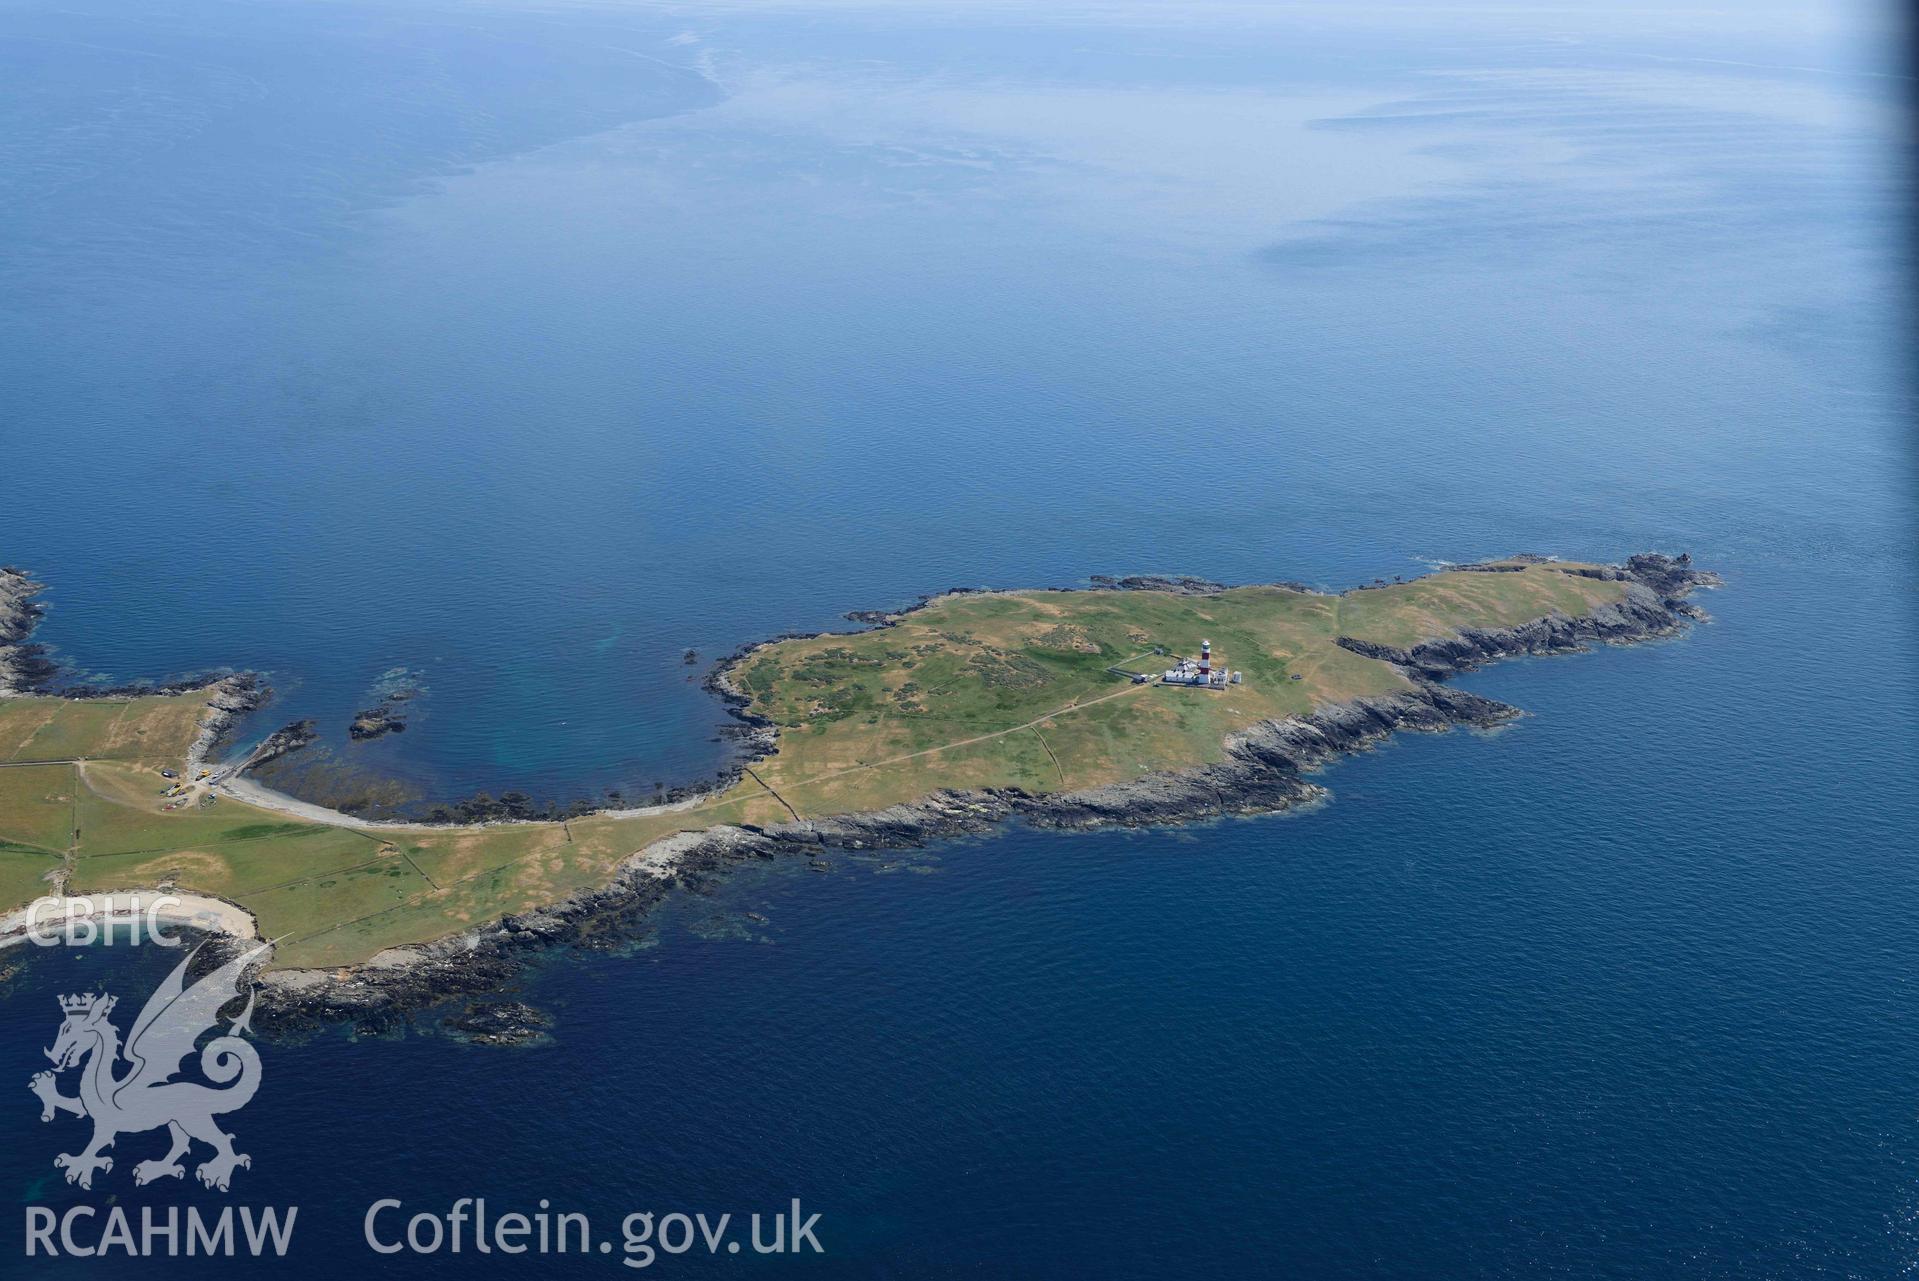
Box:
[27,941,268,1192]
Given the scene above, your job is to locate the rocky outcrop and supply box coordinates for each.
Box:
[348,707,406,740]
[241,719,319,771]
[1089,574,1227,595]
[0,566,53,694]
[347,675,421,742]
[186,675,271,771]
[0,566,41,642]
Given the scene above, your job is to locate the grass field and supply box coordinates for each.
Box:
[0,691,217,767]
[0,561,1630,969]
[0,848,60,910]
[0,764,77,855]
[726,562,1621,817]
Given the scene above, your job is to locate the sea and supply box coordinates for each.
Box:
[0,1,1913,1275]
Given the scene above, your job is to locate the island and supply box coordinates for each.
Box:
[0,554,1716,1028]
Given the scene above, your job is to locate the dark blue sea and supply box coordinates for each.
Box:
[1,1,1913,1275]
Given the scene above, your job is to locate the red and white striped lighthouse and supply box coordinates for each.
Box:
[1199,640,1212,678]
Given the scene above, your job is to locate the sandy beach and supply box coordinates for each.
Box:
[0,890,257,948]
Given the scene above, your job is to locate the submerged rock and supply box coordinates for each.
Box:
[441,1000,553,1047]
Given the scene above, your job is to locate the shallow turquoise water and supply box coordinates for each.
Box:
[0,1,1913,1275]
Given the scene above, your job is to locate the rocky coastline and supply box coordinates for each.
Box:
[1,566,266,734]
[252,552,1719,1040]
[0,566,55,694]
[2,564,267,773]
[185,675,272,772]
[1335,553,1714,680]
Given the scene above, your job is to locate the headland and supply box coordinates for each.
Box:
[0,553,1717,1031]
